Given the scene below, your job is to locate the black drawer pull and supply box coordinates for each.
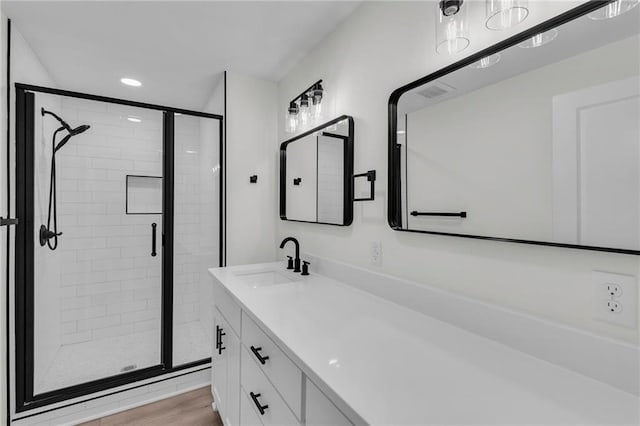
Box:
[217,326,226,355]
[250,346,270,365]
[249,392,268,415]
[151,222,157,257]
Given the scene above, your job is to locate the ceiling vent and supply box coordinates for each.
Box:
[416,82,456,99]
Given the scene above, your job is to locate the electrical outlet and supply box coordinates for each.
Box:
[370,241,382,266]
[605,283,623,298]
[593,271,637,328]
[606,300,623,313]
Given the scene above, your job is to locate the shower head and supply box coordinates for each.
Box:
[53,125,90,153]
[42,108,91,152]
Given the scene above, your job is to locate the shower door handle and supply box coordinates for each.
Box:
[151,223,157,257]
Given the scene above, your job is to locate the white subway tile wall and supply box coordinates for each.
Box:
[32,95,219,393]
[54,97,164,352]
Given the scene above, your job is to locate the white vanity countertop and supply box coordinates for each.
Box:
[209,262,639,425]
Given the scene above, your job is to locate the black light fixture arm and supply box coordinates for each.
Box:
[289,79,323,106]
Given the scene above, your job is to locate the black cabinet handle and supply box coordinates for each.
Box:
[215,325,220,350]
[250,346,270,365]
[217,327,226,355]
[151,222,157,257]
[249,392,269,415]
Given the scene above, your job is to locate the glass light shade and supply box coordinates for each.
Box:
[299,95,310,126]
[518,29,558,48]
[285,102,299,133]
[470,53,501,69]
[486,0,529,30]
[588,0,639,20]
[436,3,470,54]
[285,112,298,133]
[311,101,323,121]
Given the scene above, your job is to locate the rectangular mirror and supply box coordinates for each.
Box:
[388,1,640,255]
[280,115,354,225]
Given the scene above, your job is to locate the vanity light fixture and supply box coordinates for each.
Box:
[436,0,470,54]
[120,77,142,87]
[588,0,639,20]
[470,53,501,69]
[518,29,558,48]
[285,79,324,133]
[485,0,529,30]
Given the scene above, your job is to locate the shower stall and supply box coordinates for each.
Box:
[12,84,223,412]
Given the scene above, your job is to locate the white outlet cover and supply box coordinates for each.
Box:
[592,271,637,328]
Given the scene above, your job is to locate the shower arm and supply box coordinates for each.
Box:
[41,107,72,132]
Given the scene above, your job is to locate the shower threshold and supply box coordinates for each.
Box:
[35,321,210,394]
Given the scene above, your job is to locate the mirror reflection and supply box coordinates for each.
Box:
[393,3,640,252]
[280,116,354,226]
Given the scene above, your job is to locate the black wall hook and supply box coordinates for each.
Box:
[249,175,258,183]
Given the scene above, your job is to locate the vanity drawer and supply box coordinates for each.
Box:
[241,346,299,426]
[212,275,241,336]
[242,312,302,419]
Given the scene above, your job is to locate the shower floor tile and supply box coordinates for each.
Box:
[36,321,210,394]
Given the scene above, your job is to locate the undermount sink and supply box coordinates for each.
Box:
[232,268,294,288]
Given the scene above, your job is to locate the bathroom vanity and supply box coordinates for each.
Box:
[209,260,638,425]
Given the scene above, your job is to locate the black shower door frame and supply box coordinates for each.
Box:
[13,83,225,413]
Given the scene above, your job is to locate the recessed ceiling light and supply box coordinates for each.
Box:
[127,116,142,123]
[120,77,142,87]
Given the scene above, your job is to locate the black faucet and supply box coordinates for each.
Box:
[280,237,301,272]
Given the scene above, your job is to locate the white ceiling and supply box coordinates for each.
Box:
[2,1,361,110]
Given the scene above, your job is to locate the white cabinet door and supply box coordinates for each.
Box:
[213,307,241,426]
[305,378,352,426]
[226,320,241,426]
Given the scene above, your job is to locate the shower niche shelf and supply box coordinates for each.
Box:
[126,174,162,215]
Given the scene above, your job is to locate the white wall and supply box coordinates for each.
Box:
[6,20,61,407]
[277,1,640,343]
[226,72,278,265]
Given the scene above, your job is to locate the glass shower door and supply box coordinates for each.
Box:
[31,93,165,395]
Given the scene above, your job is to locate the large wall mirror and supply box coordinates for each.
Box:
[388,1,640,254]
[280,115,354,225]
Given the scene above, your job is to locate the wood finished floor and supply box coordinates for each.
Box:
[78,387,223,426]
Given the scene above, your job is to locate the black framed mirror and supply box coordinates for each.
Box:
[388,1,639,255]
[280,115,354,226]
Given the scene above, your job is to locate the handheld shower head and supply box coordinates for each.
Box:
[54,124,91,153]
[71,124,90,136]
